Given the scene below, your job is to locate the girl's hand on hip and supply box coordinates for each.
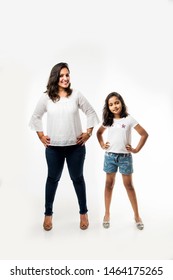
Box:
[126,144,137,153]
[101,142,110,150]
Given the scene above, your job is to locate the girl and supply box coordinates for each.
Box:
[97,92,148,230]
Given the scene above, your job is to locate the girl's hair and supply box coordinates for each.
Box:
[103,92,128,126]
[45,62,72,102]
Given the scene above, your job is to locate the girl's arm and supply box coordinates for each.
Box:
[126,124,148,153]
[96,126,110,149]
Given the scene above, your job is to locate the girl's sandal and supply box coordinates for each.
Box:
[135,220,144,230]
[103,220,110,229]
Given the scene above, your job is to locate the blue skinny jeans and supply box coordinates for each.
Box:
[44,144,88,216]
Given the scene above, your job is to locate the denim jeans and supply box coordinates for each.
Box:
[45,144,87,215]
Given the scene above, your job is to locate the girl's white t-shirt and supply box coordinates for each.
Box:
[103,115,138,153]
[29,89,99,146]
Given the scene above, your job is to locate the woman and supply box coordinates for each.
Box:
[29,62,99,231]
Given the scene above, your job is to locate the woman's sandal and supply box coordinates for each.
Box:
[80,214,89,230]
[43,215,52,231]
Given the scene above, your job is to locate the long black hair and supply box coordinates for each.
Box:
[45,62,72,102]
[103,92,128,126]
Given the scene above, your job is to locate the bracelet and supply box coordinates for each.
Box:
[87,132,92,137]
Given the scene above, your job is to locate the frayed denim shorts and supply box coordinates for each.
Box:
[103,152,133,175]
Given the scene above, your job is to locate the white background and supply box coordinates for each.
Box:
[0,0,173,261]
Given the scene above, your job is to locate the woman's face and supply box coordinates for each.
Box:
[108,96,122,118]
[58,67,70,89]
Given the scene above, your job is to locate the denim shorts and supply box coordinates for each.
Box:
[103,152,133,175]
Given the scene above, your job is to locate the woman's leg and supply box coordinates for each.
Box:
[45,146,65,216]
[66,145,87,214]
[66,145,89,229]
[122,174,142,223]
[104,172,116,222]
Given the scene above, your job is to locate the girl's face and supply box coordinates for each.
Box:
[108,96,122,118]
[58,67,70,89]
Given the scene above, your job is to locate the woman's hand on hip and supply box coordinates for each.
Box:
[76,133,90,145]
[40,135,51,147]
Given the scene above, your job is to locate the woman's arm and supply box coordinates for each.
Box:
[76,91,100,145]
[76,127,93,145]
[78,91,100,128]
[29,94,47,131]
[36,131,50,147]
[126,124,149,153]
[29,94,50,147]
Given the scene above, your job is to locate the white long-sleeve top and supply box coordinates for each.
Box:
[29,89,100,146]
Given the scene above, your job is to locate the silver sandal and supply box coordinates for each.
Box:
[136,221,144,230]
[103,220,110,229]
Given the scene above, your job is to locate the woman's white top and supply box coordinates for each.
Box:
[103,115,138,153]
[29,89,100,146]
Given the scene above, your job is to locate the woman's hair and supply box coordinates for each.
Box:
[103,92,128,126]
[45,62,72,102]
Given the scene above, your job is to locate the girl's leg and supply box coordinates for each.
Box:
[104,172,116,222]
[122,174,142,223]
